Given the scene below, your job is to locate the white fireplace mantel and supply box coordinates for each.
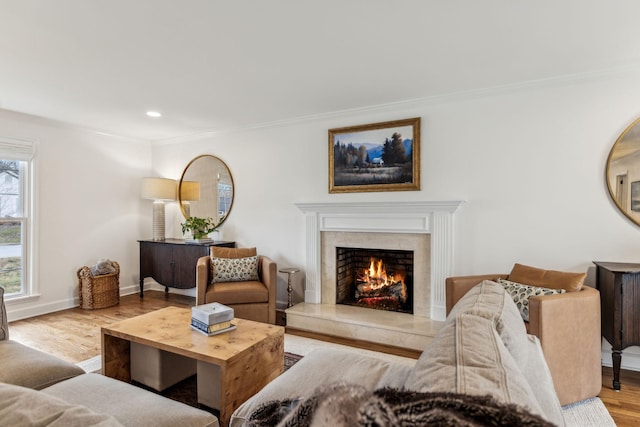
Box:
[295,201,464,321]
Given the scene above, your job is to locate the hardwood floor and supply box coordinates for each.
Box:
[601,366,640,426]
[7,290,640,426]
[8,291,194,363]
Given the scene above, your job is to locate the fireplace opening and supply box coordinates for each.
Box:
[336,247,413,314]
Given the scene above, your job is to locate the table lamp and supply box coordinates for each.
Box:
[141,177,176,241]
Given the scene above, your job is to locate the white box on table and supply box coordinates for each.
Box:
[191,302,234,325]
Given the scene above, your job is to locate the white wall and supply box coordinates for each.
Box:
[0,110,152,321]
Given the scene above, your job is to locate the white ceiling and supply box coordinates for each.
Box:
[2,1,640,141]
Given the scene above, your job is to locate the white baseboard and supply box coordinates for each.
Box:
[6,278,217,321]
[7,298,76,322]
[601,340,640,372]
[601,350,640,371]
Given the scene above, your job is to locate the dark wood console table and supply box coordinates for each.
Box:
[139,239,235,297]
[593,261,640,391]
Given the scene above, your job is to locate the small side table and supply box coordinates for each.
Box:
[594,261,640,391]
[279,267,300,308]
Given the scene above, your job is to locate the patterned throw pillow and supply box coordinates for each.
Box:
[498,278,566,322]
[212,256,259,283]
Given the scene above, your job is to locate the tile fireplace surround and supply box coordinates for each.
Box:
[288,201,464,351]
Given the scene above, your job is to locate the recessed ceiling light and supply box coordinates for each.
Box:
[146,111,162,118]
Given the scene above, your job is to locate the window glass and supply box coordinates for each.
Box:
[0,160,25,296]
[218,182,232,217]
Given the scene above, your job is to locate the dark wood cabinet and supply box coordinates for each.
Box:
[594,261,640,391]
[139,239,235,296]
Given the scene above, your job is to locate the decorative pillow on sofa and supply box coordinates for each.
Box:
[508,263,586,292]
[405,313,546,421]
[212,256,259,283]
[445,280,529,366]
[498,278,566,322]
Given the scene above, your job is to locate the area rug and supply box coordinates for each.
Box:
[77,353,615,426]
[136,352,304,418]
[561,397,616,427]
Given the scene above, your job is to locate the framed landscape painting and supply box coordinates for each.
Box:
[329,117,420,193]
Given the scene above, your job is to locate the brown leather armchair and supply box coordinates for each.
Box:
[446,274,602,406]
[196,247,277,324]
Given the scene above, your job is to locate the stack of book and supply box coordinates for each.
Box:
[190,302,235,336]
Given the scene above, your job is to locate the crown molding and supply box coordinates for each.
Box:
[152,59,640,146]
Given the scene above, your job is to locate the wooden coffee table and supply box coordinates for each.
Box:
[101,306,284,427]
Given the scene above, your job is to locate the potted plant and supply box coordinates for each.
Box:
[181,216,219,241]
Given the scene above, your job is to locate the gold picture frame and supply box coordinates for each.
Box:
[329,117,420,193]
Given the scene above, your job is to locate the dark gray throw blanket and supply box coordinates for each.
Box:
[244,383,555,427]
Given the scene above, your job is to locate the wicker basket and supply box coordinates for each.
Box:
[77,261,120,309]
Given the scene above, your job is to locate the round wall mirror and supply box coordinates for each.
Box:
[178,155,234,226]
[606,117,640,227]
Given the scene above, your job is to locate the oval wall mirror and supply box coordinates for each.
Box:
[178,155,234,226]
[606,117,640,227]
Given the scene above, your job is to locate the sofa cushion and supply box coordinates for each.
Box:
[508,263,586,292]
[446,280,530,367]
[405,313,546,421]
[0,381,122,426]
[205,280,268,304]
[519,334,565,426]
[498,278,566,322]
[209,247,258,284]
[229,348,413,427]
[0,287,7,340]
[210,247,257,259]
[212,255,259,283]
[0,340,85,389]
[43,373,218,427]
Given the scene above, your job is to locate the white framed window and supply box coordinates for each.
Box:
[0,137,35,299]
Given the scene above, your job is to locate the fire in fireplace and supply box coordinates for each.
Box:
[336,247,413,314]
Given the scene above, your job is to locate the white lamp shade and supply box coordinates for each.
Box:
[180,181,200,201]
[141,178,176,200]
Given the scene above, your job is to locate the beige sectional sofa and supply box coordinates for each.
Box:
[0,288,218,427]
[230,280,567,426]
